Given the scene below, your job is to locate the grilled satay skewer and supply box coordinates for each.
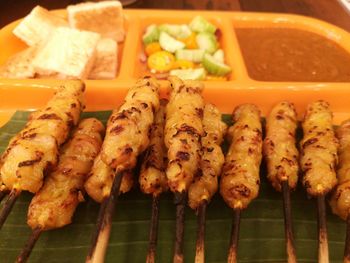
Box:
[0,81,85,228]
[188,103,227,263]
[139,99,168,263]
[15,118,104,263]
[220,104,263,263]
[86,76,160,263]
[329,119,350,263]
[300,101,338,263]
[263,101,299,263]
[165,76,204,263]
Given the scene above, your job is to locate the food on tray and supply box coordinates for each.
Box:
[27,118,104,230]
[33,27,100,79]
[300,100,338,196]
[165,76,204,192]
[236,28,350,82]
[330,119,350,220]
[67,1,125,43]
[188,103,227,209]
[0,46,37,79]
[13,6,68,46]
[142,16,232,80]
[263,101,299,191]
[0,1,124,80]
[220,104,262,210]
[139,99,168,196]
[0,81,85,193]
[89,38,118,79]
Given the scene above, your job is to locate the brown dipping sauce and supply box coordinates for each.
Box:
[235,28,350,82]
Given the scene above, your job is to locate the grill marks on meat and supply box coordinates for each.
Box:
[330,120,350,220]
[165,77,204,193]
[100,77,160,172]
[263,101,299,192]
[27,118,104,230]
[300,100,338,196]
[188,104,227,209]
[0,81,85,193]
[139,99,168,196]
[220,104,262,210]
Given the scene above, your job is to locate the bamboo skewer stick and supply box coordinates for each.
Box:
[146,194,161,263]
[16,227,42,263]
[173,191,186,263]
[194,200,207,263]
[86,172,124,263]
[0,191,7,203]
[317,194,329,263]
[0,188,21,229]
[227,209,241,263]
[281,181,297,263]
[344,215,350,263]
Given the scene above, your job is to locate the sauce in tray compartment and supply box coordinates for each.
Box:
[235,28,350,82]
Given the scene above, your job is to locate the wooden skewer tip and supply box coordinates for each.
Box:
[146,194,161,263]
[317,194,329,263]
[16,227,42,263]
[344,214,350,263]
[0,188,20,229]
[228,209,241,263]
[173,191,186,263]
[195,200,207,263]
[86,172,124,263]
[281,181,297,263]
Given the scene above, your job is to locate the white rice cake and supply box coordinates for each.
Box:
[32,27,100,79]
[13,6,68,46]
[89,38,118,79]
[67,1,125,42]
[0,47,37,79]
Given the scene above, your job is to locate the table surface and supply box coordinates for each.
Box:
[1,0,350,31]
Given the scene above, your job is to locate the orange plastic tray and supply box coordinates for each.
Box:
[1,9,350,127]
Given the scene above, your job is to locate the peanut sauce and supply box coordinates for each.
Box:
[235,28,350,82]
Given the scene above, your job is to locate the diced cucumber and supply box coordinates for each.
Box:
[143,24,160,45]
[175,49,205,63]
[159,32,185,53]
[189,16,216,34]
[170,68,206,80]
[196,33,218,54]
[213,49,224,63]
[202,53,231,76]
[159,24,192,39]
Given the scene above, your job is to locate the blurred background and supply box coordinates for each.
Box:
[1,0,350,31]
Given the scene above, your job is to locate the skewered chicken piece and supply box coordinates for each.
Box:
[28,118,104,230]
[330,119,350,220]
[188,103,227,263]
[220,104,262,263]
[87,76,160,263]
[139,99,168,196]
[264,101,299,191]
[0,81,85,229]
[300,100,338,263]
[300,100,338,195]
[139,99,168,263]
[164,76,204,263]
[165,76,204,193]
[263,101,299,263]
[0,81,85,193]
[329,119,350,263]
[221,104,262,210]
[16,118,104,263]
[100,77,160,172]
[84,152,134,203]
[188,103,227,209]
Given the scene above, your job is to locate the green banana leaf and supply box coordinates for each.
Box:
[0,111,346,263]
